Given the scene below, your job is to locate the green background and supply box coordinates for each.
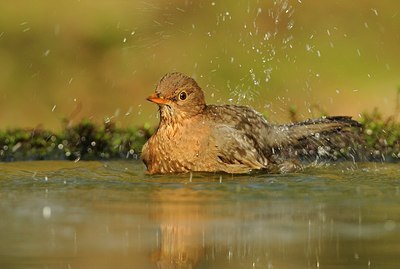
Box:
[0,0,399,130]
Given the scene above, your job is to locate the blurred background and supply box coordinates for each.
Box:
[0,0,399,131]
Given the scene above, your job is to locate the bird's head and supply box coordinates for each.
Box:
[147,72,206,122]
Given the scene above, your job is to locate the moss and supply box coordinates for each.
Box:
[0,110,399,162]
[0,120,153,161]
[359,108,400,161]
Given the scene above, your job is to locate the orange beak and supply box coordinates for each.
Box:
[146,93,169,105]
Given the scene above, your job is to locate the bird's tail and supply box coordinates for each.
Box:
[271,116,361,146]
[287,116,361,142]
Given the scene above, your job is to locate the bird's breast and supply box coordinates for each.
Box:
[142,119,215,173]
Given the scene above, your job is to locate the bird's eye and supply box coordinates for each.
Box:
[178,91,187,101]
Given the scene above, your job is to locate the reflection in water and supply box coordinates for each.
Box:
[0,161,399,269]
[152,188,206,269]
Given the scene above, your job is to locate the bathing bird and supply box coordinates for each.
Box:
[142,72,360,174]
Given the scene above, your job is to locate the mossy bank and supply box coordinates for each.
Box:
[0,111,399,163]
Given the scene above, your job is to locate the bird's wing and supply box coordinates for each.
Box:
[212,124,268,171]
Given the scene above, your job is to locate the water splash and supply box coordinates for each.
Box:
[225,0,298,102]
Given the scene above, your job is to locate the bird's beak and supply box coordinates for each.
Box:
[146,93,169,105]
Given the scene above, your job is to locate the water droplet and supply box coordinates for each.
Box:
[43,206,51,219]
[371,8,378,16]
[327,29,331,36]
[43,49,50,57]
[287,21,294,30]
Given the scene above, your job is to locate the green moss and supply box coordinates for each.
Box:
[0,111,399,162]
[0,120,152,161]
[359,108,400,160]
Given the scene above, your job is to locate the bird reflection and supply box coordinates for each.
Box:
[151,187,209,269]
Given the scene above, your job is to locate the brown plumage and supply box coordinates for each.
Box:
[141,72,360,174]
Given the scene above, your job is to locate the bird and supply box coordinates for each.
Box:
[141,72,360,174]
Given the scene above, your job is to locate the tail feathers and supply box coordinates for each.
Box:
[294,116,361,128]
[270,116,361,147]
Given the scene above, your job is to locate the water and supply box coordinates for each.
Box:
[0,161,399,269]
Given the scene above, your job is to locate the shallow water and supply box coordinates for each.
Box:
[0,161,399,269]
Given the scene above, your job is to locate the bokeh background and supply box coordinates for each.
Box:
[0,0,399,130]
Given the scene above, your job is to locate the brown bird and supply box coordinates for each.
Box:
[141,72,360,174]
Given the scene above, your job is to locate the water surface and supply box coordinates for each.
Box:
[0,161,399,269]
